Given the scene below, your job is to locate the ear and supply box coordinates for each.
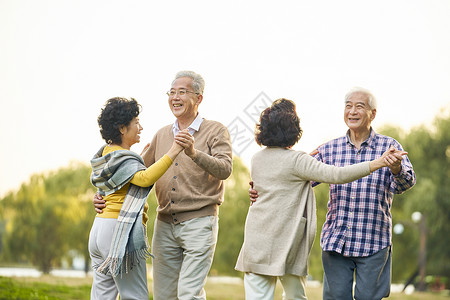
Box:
[371,109,377,121]
[196,94,203,105]
[119,125,126,135]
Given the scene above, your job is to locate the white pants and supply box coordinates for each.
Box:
[152,216,219,300]
[244,272,307,300]
[89,217,149,300]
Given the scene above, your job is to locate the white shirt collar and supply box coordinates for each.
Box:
[172,113,204,136]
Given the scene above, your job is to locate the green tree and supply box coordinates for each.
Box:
[211,157,251,276]
[40,162,96,273]
[402,110,450,279]
[0,162,96,273]
[31,196,69,273]
[66,191,97,274]
[309,183,330,281]
[379,108,450,282]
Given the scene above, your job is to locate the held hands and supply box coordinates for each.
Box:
[166,132,185,160]
[370,146,407,174]
[381,146,407,174]
[174,129,197,160]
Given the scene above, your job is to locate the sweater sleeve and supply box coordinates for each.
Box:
[130,155,173,187]
[193,127,233,180]
[294,152,371,184]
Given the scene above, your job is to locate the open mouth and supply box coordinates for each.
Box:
[173,103,183,108]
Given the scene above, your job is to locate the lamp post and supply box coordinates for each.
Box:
[393,211,427,292]
[412,212,427,292]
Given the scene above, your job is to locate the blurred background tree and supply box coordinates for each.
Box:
[383,109,450,284]
[0,163,96,274]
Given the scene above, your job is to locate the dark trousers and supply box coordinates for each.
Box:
[322,246,391,300]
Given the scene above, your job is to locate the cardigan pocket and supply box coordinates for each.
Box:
[285,216,307,266]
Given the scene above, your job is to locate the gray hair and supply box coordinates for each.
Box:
[173,70,205,95]
[344,87,377,110]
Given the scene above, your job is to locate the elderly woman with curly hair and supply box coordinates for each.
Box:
[88,97,185,300]
[235,98,406,300]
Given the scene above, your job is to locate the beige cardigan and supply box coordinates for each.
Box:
[235,147,371,276]
[143,119,233,224]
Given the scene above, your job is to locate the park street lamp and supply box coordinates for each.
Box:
[393,211,427,292]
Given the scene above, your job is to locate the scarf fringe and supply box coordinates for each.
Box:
[93,247,153,277]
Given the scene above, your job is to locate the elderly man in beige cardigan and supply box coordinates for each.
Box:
[94,71,233,300]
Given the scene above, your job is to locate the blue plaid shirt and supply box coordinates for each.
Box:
[312,128,416,257]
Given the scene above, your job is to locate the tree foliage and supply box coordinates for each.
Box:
[384,108,450,281]
[0,162,96,273]
[211,157,251,276]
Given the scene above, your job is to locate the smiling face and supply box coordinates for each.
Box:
[168,77,203,126]
[120,116,142,149]
[344,92,376,134]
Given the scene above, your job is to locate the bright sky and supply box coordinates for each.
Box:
[1,0,449,197]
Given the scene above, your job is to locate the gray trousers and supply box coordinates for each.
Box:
[89,217,149,300]
[151,216,219,300]
[322,246,391,300]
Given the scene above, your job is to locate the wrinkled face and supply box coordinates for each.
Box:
[168,77,202,121]
[344,92,376,132]
[121,117,142,147]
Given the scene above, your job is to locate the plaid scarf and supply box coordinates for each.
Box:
[90,145,152,277]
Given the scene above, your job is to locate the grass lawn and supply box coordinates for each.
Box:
[1,275,448,299]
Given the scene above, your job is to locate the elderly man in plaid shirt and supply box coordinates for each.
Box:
[312,87,416,300]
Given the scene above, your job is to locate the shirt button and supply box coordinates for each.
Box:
[174,219,178,222]
[172,188,175,191]
[171,200,175,204]
[173,176,177,179]
[175,163,178,166]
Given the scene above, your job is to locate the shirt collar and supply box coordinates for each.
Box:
[346,127,376,148]
[172,113,204,136]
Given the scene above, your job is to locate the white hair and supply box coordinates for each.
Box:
[173,70,205,95]
[344,87,377,110]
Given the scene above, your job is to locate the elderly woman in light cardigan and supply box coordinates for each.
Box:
[235,98,406,300]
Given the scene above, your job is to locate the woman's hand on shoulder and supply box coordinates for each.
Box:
[140,142,151,157]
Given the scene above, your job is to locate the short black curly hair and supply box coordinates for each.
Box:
[255,98,303,148]
[97,97,141,144]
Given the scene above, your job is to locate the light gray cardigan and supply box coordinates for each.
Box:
[235,147,371,276]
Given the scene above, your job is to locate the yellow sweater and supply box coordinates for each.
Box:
[97,145,173,224]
